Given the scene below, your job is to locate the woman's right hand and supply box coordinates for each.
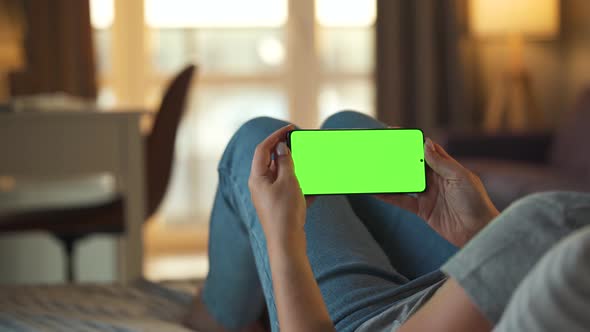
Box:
[377,138,499,248]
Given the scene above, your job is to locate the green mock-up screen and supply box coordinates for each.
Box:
[288,129,426,195]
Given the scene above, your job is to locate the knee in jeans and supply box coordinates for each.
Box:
[321,110,369,129]
[235,116,287,140]
[220,116,290,169]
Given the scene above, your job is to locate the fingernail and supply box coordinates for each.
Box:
[425,138,436,153]
[276,142,289,156]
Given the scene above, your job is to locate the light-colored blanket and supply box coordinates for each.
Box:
[0,279,197,332]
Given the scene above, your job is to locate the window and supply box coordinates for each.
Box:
[145,0,289,222]
[316,0,376,122]
[90,0,116,107]
[90,0,375,225]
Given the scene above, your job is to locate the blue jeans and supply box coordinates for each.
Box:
[202,111,458,332]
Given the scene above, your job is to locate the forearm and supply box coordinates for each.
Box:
[433,202,500,249]
[266,229,335,332]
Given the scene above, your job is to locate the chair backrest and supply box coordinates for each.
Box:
[550,87,590,178]
[145,65,196,218]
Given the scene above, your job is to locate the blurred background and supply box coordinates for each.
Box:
[0,0,589,284]
[90,0,376,227]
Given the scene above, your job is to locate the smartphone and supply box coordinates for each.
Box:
[287,128,426,195]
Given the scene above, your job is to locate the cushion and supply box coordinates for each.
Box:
[550,88,590,177]
[459,158,589,210]
[0,174,119,218]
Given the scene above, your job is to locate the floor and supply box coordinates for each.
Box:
[144,216,210,281]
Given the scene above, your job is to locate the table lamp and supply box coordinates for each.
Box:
[470,0,559,131]
[0,0,26,102]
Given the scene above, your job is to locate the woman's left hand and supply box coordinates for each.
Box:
[248,124,308,245]
[250,125,335,332]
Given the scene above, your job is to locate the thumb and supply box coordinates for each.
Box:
[424,138,464,178]
[275,142,295,180]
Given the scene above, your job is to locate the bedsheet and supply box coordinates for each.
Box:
[0,279,199,332]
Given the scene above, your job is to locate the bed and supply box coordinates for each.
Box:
[0,279,200,331]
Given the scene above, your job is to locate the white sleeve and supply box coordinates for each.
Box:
[495,227,590,332]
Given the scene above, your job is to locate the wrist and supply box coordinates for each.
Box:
[266,226,307,255]
[456,207,500,248]
[480,205,500,228]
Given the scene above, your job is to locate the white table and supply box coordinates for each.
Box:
[0,111,145,283]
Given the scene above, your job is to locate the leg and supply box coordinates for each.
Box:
[198,117,441,332]
[320,111,458,279]
[197,117,291,330]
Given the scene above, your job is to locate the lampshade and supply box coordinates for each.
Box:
[0,0,26,71]
[470,0,559,38]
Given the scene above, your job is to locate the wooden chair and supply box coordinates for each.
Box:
[0,65,197,282]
